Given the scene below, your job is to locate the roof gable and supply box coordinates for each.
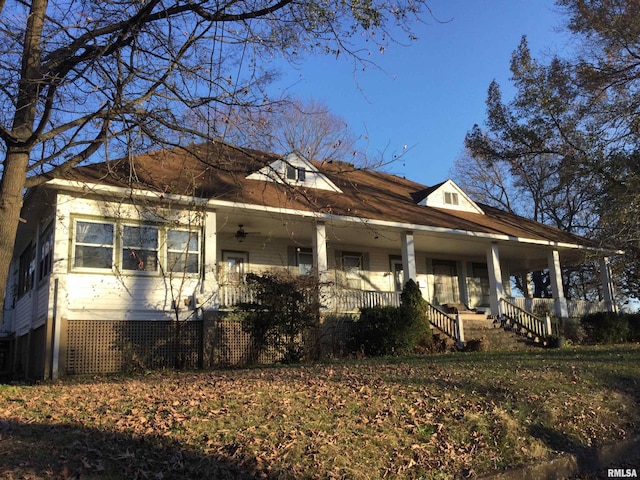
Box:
[415,179,484,214]
[246,152,342,193]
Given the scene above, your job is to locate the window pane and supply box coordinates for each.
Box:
[123,225,158,249]
[121,225,158,272]
[343,255,362,289]
[298,251,313,276]
[167,230,198,252]
[167,252,199,273]
[76,222,113,245]
[122,248,158,271]
[74,245,113,269]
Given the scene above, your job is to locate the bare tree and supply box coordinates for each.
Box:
[218,98,361,164]
[0,0,434,320]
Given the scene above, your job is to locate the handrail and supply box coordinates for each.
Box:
[426,303,465,348]
[499,298,551,338]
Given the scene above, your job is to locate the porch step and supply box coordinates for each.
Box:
[463,316,542,352]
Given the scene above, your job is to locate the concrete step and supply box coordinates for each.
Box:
[463,319,542,352]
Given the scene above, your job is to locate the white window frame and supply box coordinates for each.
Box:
[165,228,201,275]
[121,223,160,274]
[71,219,116,272]
[70,217,202,276]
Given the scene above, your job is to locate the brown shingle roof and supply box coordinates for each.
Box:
[63,142,597,248]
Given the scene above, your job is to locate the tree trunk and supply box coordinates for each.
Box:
[0,0,47,322]
[0,149,32,323]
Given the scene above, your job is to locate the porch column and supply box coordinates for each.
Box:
[202,210,218,306]
[486,243,504,317]
[459,261,470,307]
[600,256,618,313]
[313,222,328,283]
[523,272,534,313]
[401,231,417,284]
[547,249,569,318]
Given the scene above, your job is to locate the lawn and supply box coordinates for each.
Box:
[0,345,639,479]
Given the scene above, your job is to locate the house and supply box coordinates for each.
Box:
[1,142,618,378]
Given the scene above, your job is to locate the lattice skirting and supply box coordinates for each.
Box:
[65,315,357,375]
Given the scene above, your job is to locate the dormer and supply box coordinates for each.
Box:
[415,179,484,214]
[246,152,342,193]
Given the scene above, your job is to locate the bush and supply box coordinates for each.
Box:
[580,312,630,344]
[627,313,640,342]
[354,305,404,356]
[237,271,320,363]
[352,280,432,356]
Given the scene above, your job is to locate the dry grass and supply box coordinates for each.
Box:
[1,344,639,479]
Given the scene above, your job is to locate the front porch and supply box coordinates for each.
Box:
[216,283,608,349]
[217,284,606,319]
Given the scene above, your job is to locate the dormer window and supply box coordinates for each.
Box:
[286,165,305,182]
[444,192,459,206]
[246,153,342,193]
[414,179,484,214]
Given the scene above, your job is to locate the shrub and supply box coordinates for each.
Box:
[237,271,320,363]
[352,280,432,356]
[627,313,640,342]
[354,305,404,356]
[399,279,433,350]
[580,312,630,344]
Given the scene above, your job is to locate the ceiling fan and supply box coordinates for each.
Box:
[234,224,260,242]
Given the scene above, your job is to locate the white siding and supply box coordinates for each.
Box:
[14,294,32,336]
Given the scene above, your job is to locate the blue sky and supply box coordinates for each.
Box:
[273,0,570,187]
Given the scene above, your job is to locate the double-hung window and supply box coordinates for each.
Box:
[73,220,115,269]
[167,229,200,274]
[342,252,363,289]
[38,225,54,282]
[122,225,159,272]
[297,248,313,276]
[72,218,200,274]
[18,243,36,297]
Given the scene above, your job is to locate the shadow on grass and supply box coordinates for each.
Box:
[0,420,268,479]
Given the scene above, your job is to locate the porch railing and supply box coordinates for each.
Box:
[426,303,465,348]
[218,285,402,311]
[505,297,607,318]
[500,298,551,339]
[325,289,401,312]
[218,285,256,308]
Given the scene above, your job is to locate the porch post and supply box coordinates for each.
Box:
[313,222,328,283]
[486,242,503,317]
[202,210,218,306]
[599,256,618,313]
[313,222,329,283]
[523,272,534,313]
[401,231,417,284]
[547,249,568,318]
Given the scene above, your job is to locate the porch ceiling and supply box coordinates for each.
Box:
[215,207,588,272]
